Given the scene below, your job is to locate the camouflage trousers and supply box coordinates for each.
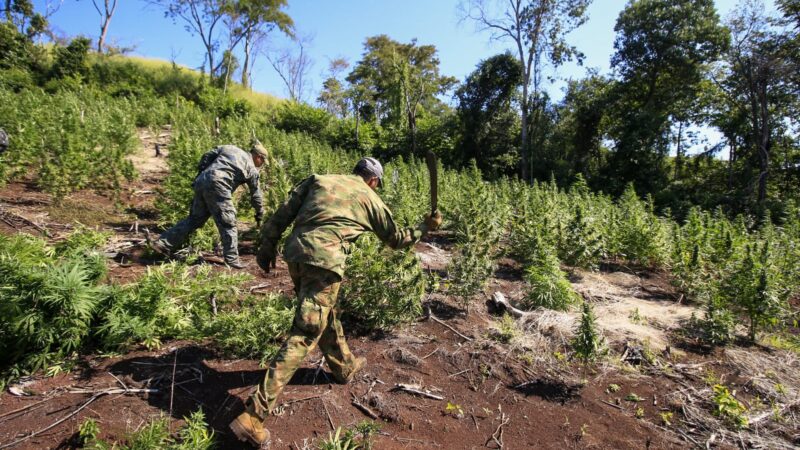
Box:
[157,172,239,263]
[250,262,357,418]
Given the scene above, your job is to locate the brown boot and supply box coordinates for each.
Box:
[230,410,270,447]
[332,356,367,384]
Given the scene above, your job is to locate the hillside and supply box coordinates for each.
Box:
[0,128,798,449]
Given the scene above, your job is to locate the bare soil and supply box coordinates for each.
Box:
[1,130,798,450]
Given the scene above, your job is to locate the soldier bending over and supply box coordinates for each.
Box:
[229,157,441,446]
[148,141,267,268]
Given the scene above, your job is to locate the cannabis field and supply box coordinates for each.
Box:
[1,47,800,450]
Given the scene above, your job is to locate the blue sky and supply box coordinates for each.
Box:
[38,0,774,102]
[37,0,778,156]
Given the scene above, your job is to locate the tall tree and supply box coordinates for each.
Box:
[456,52,523,176]
[606,0,728,195]
[317,58,350,117]
[347,35,456,155]
[152,0,228,78]
[459,0,592,182]
[718,0,796,205]
[230,0,293,89]
[266,34,313,102]
[90,0,117,53]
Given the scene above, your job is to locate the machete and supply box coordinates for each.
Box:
[425,151,438,215]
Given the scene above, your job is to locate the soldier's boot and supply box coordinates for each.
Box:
[226,258,248,270]
[230,408,270,448]
[331,356,366,384]
[144,229,172,258]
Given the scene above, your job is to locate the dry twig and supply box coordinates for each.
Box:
[425,306,472,341]
[0,387,156,449]
[393,383,444,400]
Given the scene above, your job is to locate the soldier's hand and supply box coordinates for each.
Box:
[424,210,442,232]
[257,239,278,273]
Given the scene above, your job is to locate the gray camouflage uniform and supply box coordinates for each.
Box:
[157,145,264,263]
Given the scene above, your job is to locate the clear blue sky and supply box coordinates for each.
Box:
[38,0,773,103]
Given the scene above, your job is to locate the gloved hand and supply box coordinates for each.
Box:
[424,210,442,232]
[257,238,278,273]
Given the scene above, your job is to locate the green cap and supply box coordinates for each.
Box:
[251,139,268,158]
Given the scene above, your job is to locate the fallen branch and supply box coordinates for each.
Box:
[249,283,272,293]
[0,205,47,235]
[281,392,330,407]
[490,292,533,319]
[425,306,473,342]
[321,398,334,430]
[485,412,510,448]
[351,394,379,419]
[600,400,624,410]
[0,387,156,449]
[393,383,444,401]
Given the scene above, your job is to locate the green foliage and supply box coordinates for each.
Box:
[84,410,214,450]
[455,52,522,177]
[491,314,519,343]
[78,418,100,446]
[209,293,294,365]
[572,301,605,363]
[50,37,91,80]
[0,87,137,200]
[719,242,784,342]
[318,427,359,450]
[340,236,426,331]
[561,203,603,270]
[446,165,509,307]
[711,384,749,430]
[318,421,381,450]
[0,233,107,385]
[97,263,251,350]
[610,185,672,267]
[521,237,579,311]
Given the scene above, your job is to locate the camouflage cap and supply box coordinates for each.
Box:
[354,157,383,187]
[250,139,269,158]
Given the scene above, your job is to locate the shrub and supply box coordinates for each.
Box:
[209,294,295,365]
[572,301,605,363]
[97,263,250,350]
[719,243,784,342]
[84,410,214,449]
[711,384,748,430]
[0,233,109,386]
[340,236,426,331]
[521,238,578,311]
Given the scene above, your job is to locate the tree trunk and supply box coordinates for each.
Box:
[727,139,736,191]
[674,121,684,180]
[520,87,530,182]
[756,83,770,205]
[408,109,417,155]
[241,31,252,89]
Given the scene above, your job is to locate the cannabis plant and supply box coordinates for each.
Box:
[572,301,605,363]
[341,236,426,331]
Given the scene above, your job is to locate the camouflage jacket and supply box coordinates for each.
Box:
[196,145,264,218]
[261,174,429,277]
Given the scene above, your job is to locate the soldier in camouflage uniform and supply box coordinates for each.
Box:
[148,142,267,269]
[229,157,442,447]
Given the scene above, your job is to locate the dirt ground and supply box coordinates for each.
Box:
[1,131,798,450]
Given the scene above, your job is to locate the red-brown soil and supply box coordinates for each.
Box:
[1,137,797,450]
